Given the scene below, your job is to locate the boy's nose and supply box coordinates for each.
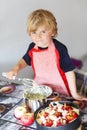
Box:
[36,33,41,38]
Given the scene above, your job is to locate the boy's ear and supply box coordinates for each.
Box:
[51,33,55,37]
[49,31,54,37]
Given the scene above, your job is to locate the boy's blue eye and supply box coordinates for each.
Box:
[32,32,36,34]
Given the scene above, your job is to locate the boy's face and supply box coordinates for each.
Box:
[30,26,53,48]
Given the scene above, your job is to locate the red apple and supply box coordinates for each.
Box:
[66,111,78,122]
[62,103,73,111]
[14,106,27,119]
[42,119,53,127]
[56,118,68,126]
[20,113,34,126]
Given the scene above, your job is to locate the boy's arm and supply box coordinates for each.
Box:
[5,58,28,79]
[65,71,87,101]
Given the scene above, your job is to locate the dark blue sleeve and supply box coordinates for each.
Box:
[22,43,35,65]
[53,39,75,72]
[60,45,75,72]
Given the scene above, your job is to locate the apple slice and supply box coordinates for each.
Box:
[14,106,27,119]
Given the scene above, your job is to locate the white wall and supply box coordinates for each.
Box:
[0,0,87,77]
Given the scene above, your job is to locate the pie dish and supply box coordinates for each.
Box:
[34,101,81,130]
[36,102,79,127]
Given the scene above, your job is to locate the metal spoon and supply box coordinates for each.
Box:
[2,72,37,87]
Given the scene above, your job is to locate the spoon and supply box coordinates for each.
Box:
[2,72,37,87]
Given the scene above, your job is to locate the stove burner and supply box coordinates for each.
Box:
[0,105,6,113]
[0,84,15,94]
[0,103,13,117]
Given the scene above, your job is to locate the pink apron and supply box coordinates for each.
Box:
[29,41,70,96]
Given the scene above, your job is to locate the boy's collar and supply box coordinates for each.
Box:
[38,46,48,50]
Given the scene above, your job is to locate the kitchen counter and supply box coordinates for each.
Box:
[0,79,87,130]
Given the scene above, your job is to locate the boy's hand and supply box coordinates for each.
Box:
[2,70,18,80]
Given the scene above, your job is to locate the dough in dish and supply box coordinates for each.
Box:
[0,86,12,93]
[36,102,79,127]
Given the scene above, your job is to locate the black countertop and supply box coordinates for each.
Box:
[0,79,87,130]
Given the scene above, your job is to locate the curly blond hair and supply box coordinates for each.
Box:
[26,9,58,37]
